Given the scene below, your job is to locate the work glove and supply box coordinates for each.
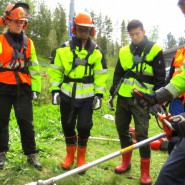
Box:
[132,87,173,110]
[170,112,185,137]
[108,95,114,110]
[132,89,157,110]
[92,94,102,110]
[32,91,40,100]
[52,90,61,105]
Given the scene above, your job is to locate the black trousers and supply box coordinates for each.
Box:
[0,95,38,155]
[115,95,151,158]
[60,98,93,139]
[155,138,185,185]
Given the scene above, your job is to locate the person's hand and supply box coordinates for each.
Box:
[169,113,185,137]
[132,87,173,110]
[132,89,157,110]
[52,91,61,105]
[108,95,114,110]
[92,95,102,110]
[32,91,40,100]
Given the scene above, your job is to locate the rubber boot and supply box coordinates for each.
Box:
[114,152,132,174]
[77,146,87,167]
[61,135,77,170]
[140,158,152,185]
[77,146,87,174]
[61,145,76,169]
[77,137,88,174]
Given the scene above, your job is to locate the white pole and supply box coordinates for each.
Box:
[89,136,120,142]
[25,132,166,185]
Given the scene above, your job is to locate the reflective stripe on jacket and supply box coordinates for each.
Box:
[49,40,108,99]
[118,44,162,97]
[0,34,41,92]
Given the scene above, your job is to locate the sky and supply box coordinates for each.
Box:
[44,0,185,47]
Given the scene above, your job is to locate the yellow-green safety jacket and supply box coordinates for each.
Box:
[49,38,108,99]
[166,63,185,98]
[118,43,163,97]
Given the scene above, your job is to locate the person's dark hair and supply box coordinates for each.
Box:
[127,19,144,32]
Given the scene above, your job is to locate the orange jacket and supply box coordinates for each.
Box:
[172,48,185,99]
[0,34,31,85]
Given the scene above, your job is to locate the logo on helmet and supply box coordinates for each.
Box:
[19,12,25,19]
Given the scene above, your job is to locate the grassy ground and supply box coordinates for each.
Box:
[0,65,169,185]
[0,103,168,185]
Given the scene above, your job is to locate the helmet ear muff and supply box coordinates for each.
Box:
[5,10,11,16]
[23,21,28,30]
[90,28,96,36]
[0,16,6,27]
[71,22,76,35]
[90,20,96,36]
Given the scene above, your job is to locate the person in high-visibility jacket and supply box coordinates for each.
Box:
[166,48,185,115]
[108,19,165,185]
[132,1,185,184]
[48,12,108,172]
[0,3,42,170]
[165,48,185,154]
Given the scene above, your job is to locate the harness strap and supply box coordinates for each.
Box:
[63,75,94,84]
[67,81,77,124]
[66,40,96,124]
[4,32,28,50]
[0,67,29,73]
[125,71,154,85]
[2,33,29,110]
[130,41,155,88]
[69,40,96,75]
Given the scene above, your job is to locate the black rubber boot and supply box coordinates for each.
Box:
[27,154,42,171]
[0,152,6,170]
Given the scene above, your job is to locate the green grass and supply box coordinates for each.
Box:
[0,65,168,185]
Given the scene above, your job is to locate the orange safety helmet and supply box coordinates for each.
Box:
[71,12,96,36]
[0,3,29,30]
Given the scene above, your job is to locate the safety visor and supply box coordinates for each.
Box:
[75,23,95,28]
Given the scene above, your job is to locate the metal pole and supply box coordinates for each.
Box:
[89,136,120,142]
[68,0,75,40]
[25,132,166,185]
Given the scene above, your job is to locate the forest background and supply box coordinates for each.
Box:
[0,0,184,63]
